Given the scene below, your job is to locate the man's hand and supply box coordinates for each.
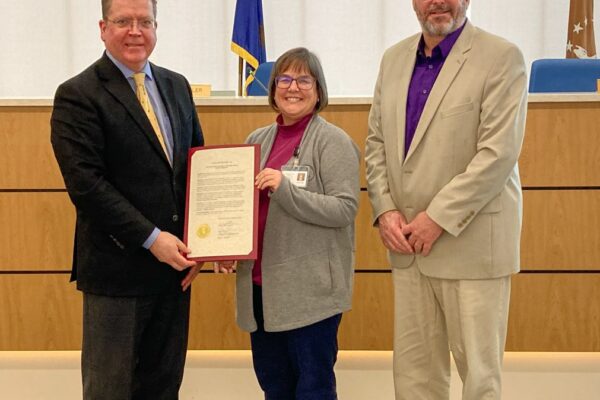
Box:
[402,211,443,256]
[181,262,204,291]
[149,231,196,271]
[377,210,414,254]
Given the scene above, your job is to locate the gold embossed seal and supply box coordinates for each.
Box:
[196,224,211,239]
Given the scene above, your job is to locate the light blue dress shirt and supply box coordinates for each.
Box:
[106,51,173,249]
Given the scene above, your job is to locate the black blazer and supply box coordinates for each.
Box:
[51,53,204,296]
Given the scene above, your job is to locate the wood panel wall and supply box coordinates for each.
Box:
[1,101,599,351]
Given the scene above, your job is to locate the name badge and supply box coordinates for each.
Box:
[281,166,309,188]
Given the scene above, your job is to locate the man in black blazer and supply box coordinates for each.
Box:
[50,0,203,398]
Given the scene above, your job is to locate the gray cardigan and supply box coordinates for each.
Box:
[236,115,361,332]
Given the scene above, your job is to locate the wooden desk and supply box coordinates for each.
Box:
[1,94,599,351]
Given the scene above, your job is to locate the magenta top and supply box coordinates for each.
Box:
[252,112,313,285]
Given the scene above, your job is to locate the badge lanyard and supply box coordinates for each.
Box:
[281,119,312,188]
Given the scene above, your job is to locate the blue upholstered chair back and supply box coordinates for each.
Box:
[529,59,600,93]
[247,61,274,96]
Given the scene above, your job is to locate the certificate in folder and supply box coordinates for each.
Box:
[184,144,259,261]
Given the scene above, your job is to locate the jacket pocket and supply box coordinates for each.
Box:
[440,101,474,119]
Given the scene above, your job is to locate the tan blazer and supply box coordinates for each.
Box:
[365,22,527,280]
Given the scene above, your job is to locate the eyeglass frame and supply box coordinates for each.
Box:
[274,75,316,90]
[105,17,156,30]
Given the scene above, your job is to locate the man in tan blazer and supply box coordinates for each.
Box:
[365,0,527,399]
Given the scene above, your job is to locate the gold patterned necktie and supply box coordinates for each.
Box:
[133,72,171,165]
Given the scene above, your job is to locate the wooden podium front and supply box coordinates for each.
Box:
[1,94,599,351]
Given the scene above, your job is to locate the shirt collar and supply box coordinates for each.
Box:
[276,112,313,132]
[105,50,153,81]
[417,18,468,60]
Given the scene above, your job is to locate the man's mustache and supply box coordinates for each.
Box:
[427,6,451,15]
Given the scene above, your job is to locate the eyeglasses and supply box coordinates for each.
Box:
[106,17,156,30]
[275,75,315,90]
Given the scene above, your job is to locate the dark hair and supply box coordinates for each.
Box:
[267,47,329,113]
[102,0,157,19]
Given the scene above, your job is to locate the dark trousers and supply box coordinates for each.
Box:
[82,290,190,400]
[250,285,342,400]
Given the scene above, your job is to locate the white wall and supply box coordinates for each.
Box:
[0,0,597,97]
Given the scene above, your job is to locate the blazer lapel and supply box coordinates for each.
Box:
[152,64,180,168]
[96,55,172,168]
[404,22,474,164]
[395,38,419,166]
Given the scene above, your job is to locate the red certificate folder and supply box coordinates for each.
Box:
[184,144,259,261]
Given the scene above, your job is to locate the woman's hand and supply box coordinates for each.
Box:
[255,168,283,192]
[214,260,236,274]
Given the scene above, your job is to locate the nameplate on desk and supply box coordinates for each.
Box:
[191,84,211,98]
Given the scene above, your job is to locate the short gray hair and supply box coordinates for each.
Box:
[102,0,157,19]
[268,47,329,113]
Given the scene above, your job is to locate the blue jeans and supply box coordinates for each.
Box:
[251,285,342,400]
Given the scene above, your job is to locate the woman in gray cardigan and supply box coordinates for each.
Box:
[216,48,360,399]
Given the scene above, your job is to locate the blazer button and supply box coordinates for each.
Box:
[172,215,179,222]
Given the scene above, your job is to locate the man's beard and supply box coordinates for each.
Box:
[419,1,467,36]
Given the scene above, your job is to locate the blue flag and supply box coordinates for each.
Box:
[231,0,267,91]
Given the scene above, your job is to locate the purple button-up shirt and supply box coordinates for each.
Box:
[404,21,467,156]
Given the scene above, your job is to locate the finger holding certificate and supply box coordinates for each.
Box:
[184,144,259,261]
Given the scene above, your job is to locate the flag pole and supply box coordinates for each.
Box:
[238,57,244,96]
[231,0,267,95]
